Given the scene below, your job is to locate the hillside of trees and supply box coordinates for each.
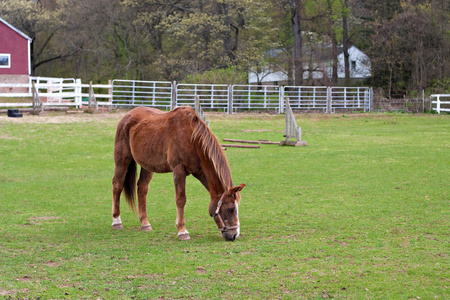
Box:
[1,0,449,98]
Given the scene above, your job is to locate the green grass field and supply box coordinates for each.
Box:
[0,111,448,299]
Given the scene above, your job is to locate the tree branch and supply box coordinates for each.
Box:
[33,54,71,69]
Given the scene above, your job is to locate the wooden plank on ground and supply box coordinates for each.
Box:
[223,138,280,145]
[221,144,260,149]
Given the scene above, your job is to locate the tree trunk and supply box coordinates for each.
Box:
[342,0,350,86]
[331,34,338,85]
[291,0,303,86]
[327,1,338,85]
[30,39,36,76]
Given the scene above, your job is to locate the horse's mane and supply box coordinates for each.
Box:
[185,108,232,190]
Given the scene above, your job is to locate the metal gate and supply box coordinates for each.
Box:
[331,87,371,112]
[110,80,372,113]
[176,83,229,111]
[283,86,328,112]
[112,80,173,109]
[231,85,281,112]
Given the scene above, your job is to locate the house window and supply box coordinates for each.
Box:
[0,54,11,68]
[351,60,356,72]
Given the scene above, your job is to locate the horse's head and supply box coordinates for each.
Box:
[210,183,246,241]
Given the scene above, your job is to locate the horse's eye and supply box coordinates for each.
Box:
[227,207,235,213]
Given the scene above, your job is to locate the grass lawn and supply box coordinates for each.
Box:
[0,111,448,299]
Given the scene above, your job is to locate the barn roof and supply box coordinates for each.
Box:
[0,16,32,42]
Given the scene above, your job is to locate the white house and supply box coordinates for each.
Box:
[337,46,371,79]
[249,45,371,85]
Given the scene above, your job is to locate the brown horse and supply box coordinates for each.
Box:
[112,106,245,241]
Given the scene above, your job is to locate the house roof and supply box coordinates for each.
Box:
[0,16,32,42]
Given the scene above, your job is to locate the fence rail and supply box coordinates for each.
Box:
[430,94,450,114]
[0,77,112,108]
[1,77,373,113]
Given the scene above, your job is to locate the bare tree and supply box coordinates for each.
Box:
[0,0,68,75]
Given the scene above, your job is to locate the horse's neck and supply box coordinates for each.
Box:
[203,162,226,198]
[197,155,229,199]
[192,127,231,198]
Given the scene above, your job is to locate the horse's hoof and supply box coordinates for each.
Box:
[178,233,190,241]
[112,223,124,230]
[141,225,153,231]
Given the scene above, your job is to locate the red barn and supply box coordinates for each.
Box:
[0,16,32,89]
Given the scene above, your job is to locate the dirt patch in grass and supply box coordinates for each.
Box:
[0,110,128,124]
[0,289,13,296]
[29,216,61,225]
[0,133,22,140]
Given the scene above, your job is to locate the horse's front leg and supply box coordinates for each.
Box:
[173,166,190,241]
[137,168,153,231]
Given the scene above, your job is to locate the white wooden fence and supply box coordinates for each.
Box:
[430,94,450,114]
[0,77,112,109]
[1,77,372,113]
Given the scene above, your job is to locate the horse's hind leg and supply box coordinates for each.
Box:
[112,162,129,229]
[137,168,153,231]
[112,136,135,229]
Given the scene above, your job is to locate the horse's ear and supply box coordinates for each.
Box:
[229,183,246,195]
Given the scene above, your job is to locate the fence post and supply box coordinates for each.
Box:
[327,87,332,114]
[344,87,347,108]
[195,94,200,113]
[285,97,289,142]
[421,90,424,113]
[436,95,441,114]
[131,81,136,106]
[228,85,233,114]
[74,78,82,108]
[171,81,177,110]
[87,81,98,112]
[31,82,45,115]
[152,81,156,106]
[195,95,210,127]
[108,79,113,109]
[279,86,284,114]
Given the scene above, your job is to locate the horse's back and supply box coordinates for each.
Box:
[116,107,189,136]
[119,106,195,126]
[115,106,199,173]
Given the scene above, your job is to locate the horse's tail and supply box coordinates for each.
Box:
[123,158,137,213]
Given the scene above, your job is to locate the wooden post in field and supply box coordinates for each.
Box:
[86,81,99,113]
[31,82,46,115]
[281,97,307,146]
[108,79,113,111]
[195,95,210,127]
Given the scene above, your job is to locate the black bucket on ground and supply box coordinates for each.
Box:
[7,109,23,118]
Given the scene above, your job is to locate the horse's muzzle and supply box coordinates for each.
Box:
[222,229,239,242]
